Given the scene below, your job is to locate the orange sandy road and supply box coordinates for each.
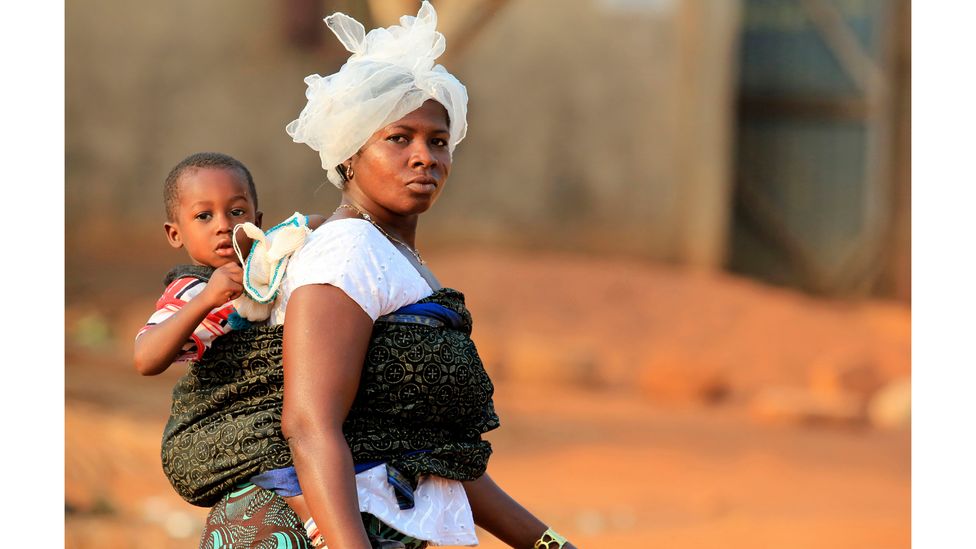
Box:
[66,376,909,548]
[66,249,910,548]
[470,383,909,549]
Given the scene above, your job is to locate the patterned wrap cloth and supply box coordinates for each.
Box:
[160,265,500,511]
[199,484,426,549]
[200,484,310,549]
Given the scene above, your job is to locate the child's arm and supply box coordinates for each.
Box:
[133,263,245,376]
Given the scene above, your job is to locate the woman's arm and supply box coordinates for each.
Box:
[281,283,374,549]
[463,473,578,549]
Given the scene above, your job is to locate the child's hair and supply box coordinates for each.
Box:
[164,152,259,221]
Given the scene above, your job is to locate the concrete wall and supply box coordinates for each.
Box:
[67,0,742,269]
[67,0,338,251]
[420,0,742,267]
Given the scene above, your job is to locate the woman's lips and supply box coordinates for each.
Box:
[406,176,437,194]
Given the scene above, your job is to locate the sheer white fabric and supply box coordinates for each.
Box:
[285,0,468,189]
[270,218,477,546]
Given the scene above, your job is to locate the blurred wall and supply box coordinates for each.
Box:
[425,0,742,269]
[66,0,742,270]
[729,0,910,299]
[66,0,340,255]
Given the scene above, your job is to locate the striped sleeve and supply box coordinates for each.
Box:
[136,276,236,363]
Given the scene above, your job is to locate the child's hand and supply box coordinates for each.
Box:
[203,263,245,307]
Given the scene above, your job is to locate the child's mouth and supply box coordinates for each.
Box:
[215,242,235,257]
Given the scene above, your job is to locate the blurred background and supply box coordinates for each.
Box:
[65,0,910,547]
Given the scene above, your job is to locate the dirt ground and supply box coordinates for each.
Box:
[65,248,910,548]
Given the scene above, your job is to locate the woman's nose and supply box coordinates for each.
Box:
[410,142,437,168]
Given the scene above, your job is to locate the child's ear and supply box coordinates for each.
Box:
[164,222,184,249]
[254,210,264,229]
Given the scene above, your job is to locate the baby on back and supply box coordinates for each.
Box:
[135,151,324,372]
[134,152,264,373]
[133,151,322,535]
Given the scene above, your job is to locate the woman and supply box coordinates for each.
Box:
[166,3,577,548]
[279,96,572,546]
[280,4,576,548]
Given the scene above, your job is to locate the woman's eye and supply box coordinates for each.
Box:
[387,135,408,144]
[432,138,448,148]
[195,212,212,221]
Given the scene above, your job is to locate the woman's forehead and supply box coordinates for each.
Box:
[389,100,450,131]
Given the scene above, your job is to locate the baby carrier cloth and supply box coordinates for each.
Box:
[159,265,500,507]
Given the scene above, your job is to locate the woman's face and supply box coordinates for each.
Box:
[346,99,452,218]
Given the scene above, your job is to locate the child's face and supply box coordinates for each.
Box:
[164,167,262,268]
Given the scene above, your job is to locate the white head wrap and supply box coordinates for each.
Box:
[286,1,468,189]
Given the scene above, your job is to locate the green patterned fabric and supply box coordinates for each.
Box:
[199,484,428,549]
[162,325,293,507]
[161,283,499,508]
[200,484,311,549]
[347,288,500,484]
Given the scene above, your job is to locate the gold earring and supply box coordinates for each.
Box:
[345,164,355,181]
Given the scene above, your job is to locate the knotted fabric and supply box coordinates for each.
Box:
[231,212,312,322]
[285,0,468,189]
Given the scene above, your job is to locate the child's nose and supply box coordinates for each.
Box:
[215,213,232,232]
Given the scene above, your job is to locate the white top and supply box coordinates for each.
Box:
[272,218,433,324]
[271,218,477,546]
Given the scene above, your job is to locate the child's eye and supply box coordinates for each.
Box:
[230,208,246,217]
[195,212,212,221]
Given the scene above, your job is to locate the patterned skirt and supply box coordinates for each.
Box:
[199,484,427,549]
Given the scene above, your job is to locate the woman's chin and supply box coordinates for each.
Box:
[396,194,439,216]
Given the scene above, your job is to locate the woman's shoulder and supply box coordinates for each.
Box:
[306,216,379,244]
[282,218,432,321]
[292,218,389,264]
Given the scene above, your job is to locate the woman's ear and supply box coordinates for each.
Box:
[164,222,183,249]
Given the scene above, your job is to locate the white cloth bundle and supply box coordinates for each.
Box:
[231,212,313,321]
[285,0,468,189]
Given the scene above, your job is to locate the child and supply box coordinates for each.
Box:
[133,152,264,375]
[134,151,319,537]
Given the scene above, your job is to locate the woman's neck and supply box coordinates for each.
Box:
[338,195,418,248]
